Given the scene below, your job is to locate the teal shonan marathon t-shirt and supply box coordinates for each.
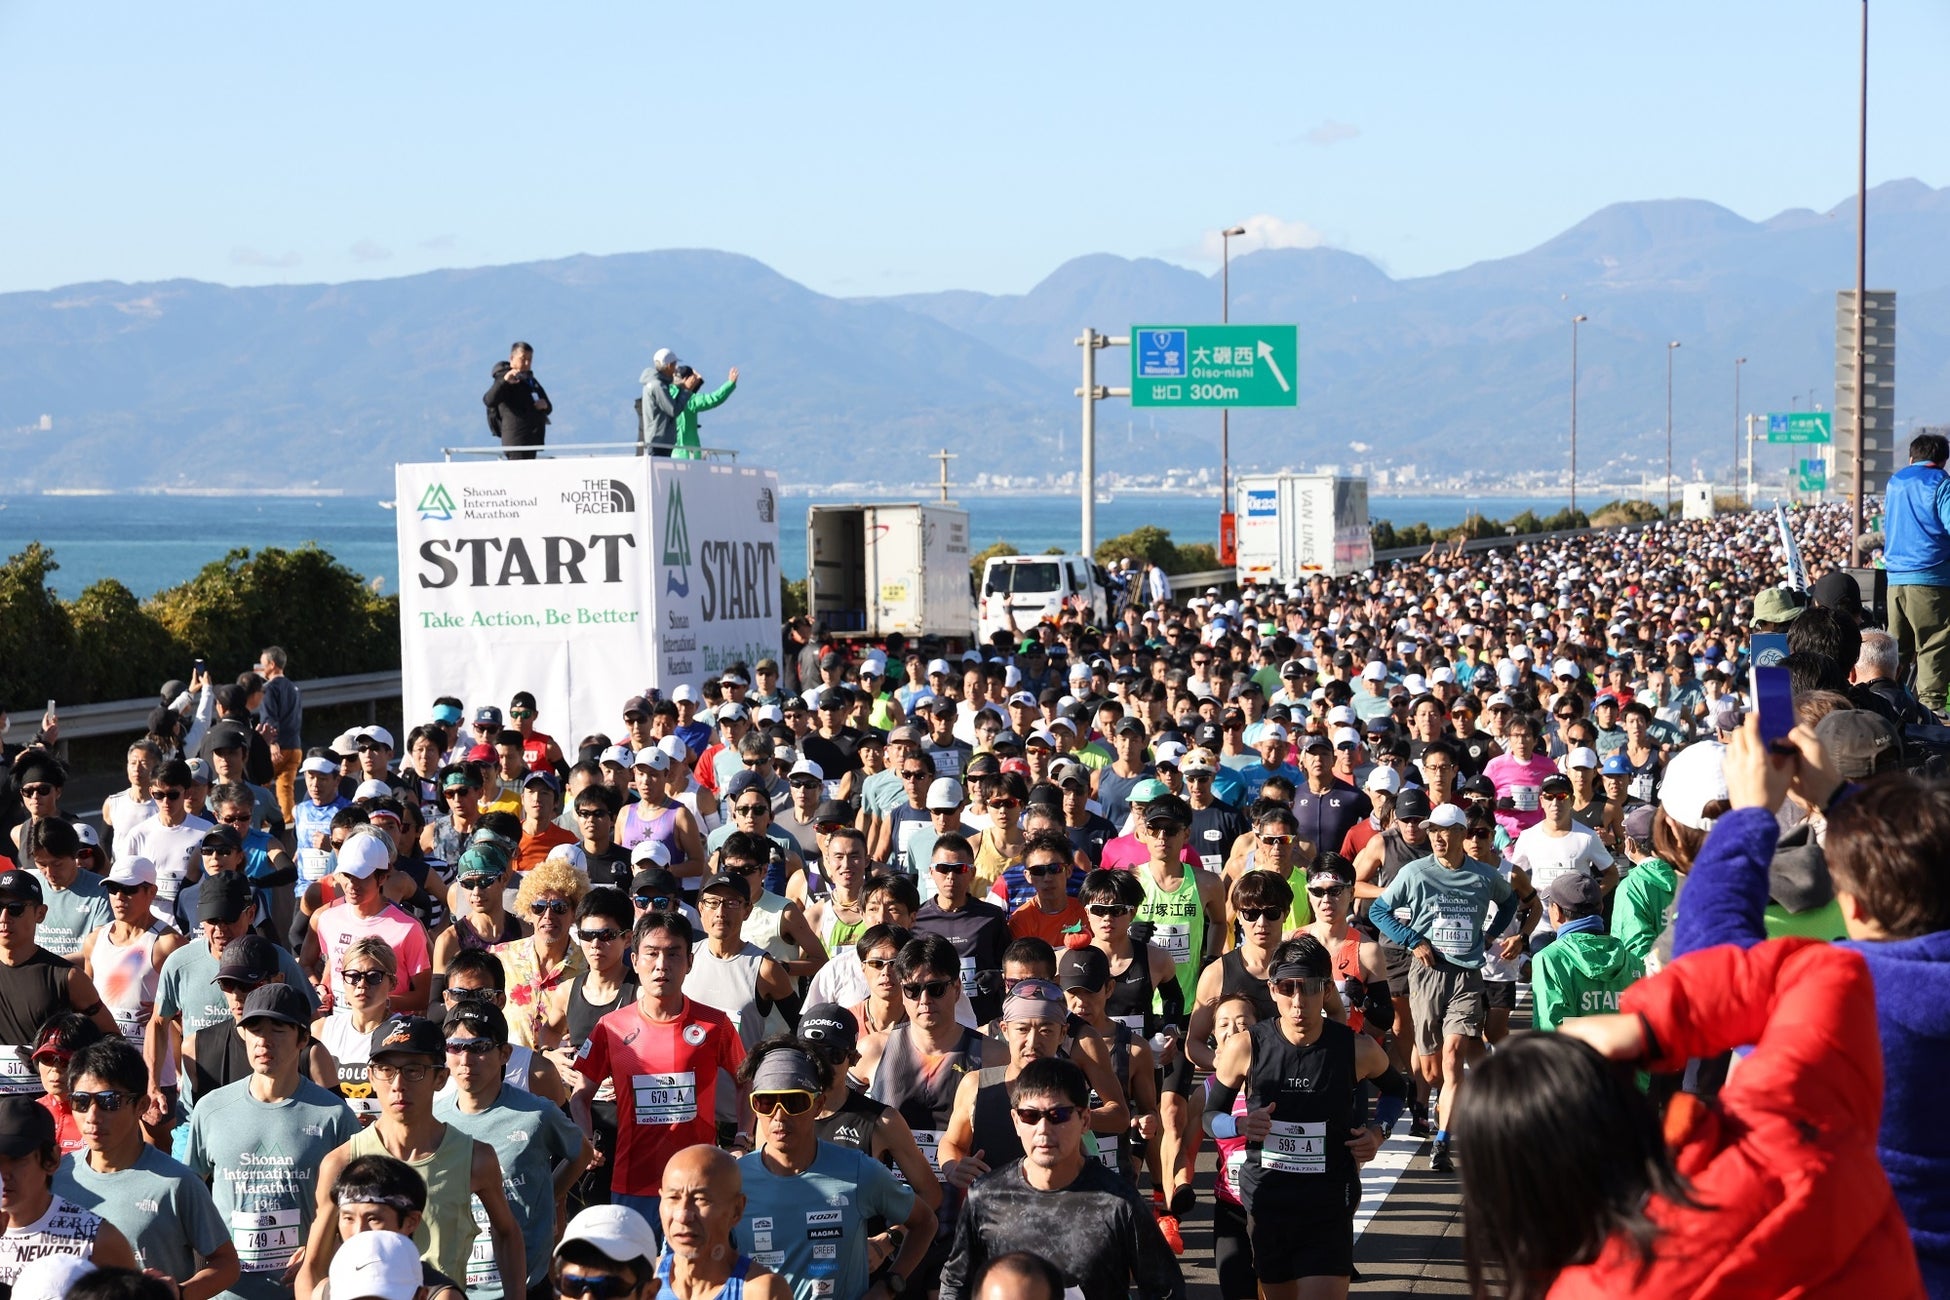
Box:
[28,870,113,958]
[54,1143,230,1281]
[434,1084,585,1295]
[736,1141,916,1300]
[187,1076,359,1300]
[1371,854,1516,968]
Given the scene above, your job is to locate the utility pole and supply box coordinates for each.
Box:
[1733,356,1746,497]
[1666,341,1682,517]
[1570,314,1587,513]
[1850,0,1869,563]
[930,448,956,504]
[1075,329,1130,556]
[1745,412,1758,506]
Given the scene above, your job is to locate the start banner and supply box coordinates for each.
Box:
[395,456,779,739]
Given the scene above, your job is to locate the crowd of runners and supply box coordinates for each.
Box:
[0,496,1944,1300]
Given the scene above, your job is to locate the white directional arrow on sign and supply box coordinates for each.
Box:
[1256,339,1291,392]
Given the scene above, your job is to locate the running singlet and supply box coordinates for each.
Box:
[0,1194,102,1286]
[575,998,746,1197]
[1103,942,1157,1037]
[1135,868,1204,1012]
[868,1022,982,1180]
[654,1245,756,1300]
[91,920,175,1086]
[1217,948,1278,1025]
[1237,1018,1362,1211]
[346,1121,478,1285]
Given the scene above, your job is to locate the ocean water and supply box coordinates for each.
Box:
[0,489,1574,600]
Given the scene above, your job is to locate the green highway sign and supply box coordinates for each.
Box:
[1132,325,1299,408]
[1797,458,1827,493]
[1767,412,1832,444]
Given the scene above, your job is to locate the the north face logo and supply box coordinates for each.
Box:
[562,479,638,515]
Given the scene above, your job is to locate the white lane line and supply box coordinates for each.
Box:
[1353,1130,1427,1243]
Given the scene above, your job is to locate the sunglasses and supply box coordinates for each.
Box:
[217,812,253,826]
[632,894,677,910]
[862,957,898,971]
[574,807,613,819]
[510,709,536,719]
[154,789,186,801]
[1011,1104,1079,1126]
[577,928,624,944]
[18,785,53,798]
[725,862,763,876]
[68,1090,135,1113]
[1305,885,1348,898]
[901,980,954,1001]
[340,969,390,987]
[900,770,931,781]
[1541,790,1571,800]
[750,1090,818,1117]
[1464,828,1496,838]
[201,844,239,856]
[1147,822,1188,838]
[558,1274,636,1300]
[216,978,266,994]
[815,821,848,835]
[1025,864,1067,878]
[732,803,770,816]
[458,876,501,891]
[444,986,502,1003]
[1086,903,1132,919]
[1237,906,1286,923]
[530,899,572,916]
[1272,976,1329,998]
[931,860,973,874]
[1256,833,1295,846]
[445,1038,497,1055]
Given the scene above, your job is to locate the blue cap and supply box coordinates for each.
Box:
[1600,753,1632,777]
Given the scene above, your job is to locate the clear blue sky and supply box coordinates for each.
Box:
[4,1,1942,297]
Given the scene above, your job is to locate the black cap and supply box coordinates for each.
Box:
[198,870,255,922]
[239,983,312,1031]
[201,825,245,855]
[369,1015,446,1062]
[812,798,854,824]
[0,869,42,906]
[1547,873,1602,912]
[1810,569,1864,617]
[216,934,279,983]
[1396,788,1433,822]
[0,1095,56,1156]
[697,872,750,902]
[1459,774,1497,799]
[630,867,683,898]
[1056,945,1110,992]
[796,1002,858,1054]
[1540,773,1574,797]
[207,721,252,752]
[1141,794,1194,827]
[1113,717,1147,737]
[444,1001,510,1048]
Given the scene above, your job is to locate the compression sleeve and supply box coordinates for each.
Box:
[1362,982,1395,1033]
[1373,1069,1408,1131]
[1156,974,1185,1032]
[1201,1075,1242,1138]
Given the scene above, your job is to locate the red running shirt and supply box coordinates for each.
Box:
[574,997,746,1196]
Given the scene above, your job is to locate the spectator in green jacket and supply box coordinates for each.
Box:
[1610,803,1676,969]
[670,364,739,460]
[1531,873,1643,1032]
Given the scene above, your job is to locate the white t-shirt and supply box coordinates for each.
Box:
[122,814,215,911]
[1509,821,1612,942]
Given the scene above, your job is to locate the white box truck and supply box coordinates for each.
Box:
[1234,473,1373,583]
[807,503,974,640]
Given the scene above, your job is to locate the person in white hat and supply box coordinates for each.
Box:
[77,856,186,1109]
[329,1227,429,1300]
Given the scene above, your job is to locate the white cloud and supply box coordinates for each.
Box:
[1300,119,1361,147]
[230,247,301,268]
[1196,214,1328,261]
[350,239,392,262]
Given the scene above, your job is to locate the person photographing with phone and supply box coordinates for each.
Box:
[483,342,551,462]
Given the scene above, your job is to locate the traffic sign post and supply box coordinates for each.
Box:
[1131,325,1298,408]
[1767,412,1833,444]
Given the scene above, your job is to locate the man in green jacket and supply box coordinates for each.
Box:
[1609,804,1677,972]
[1532,873,1643,1032]
[670,364,739,459]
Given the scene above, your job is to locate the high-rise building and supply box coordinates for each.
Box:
[1833,290,1895,497]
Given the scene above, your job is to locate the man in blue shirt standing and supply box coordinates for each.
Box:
[1883,432,1950,716]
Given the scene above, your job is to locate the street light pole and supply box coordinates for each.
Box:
[1666,340,1682,517]
[1220,224,1245,514]
[1850,0,1868,564]
[1733,356,1746,496]
[1570,314,1587,514]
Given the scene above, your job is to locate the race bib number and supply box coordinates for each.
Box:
[1261,1119,1328,1175]
[910,1128,943,1174]
[231,1207,303,1274]
[958,954,979,1002]
[0,1050,38,1095]
[465,1196,501,1291]
[1429,903,1476,956]
[1113,1014,1146,1034]
[1223,1147,1247,1196]
[632,1071,697,1125]
[298,847,333,887]
[1199,853,1221,872]
[1509,785,1539,812]
[1094,1133,1120,1169]
[1150,923,1191,964]
[111,1008,149,1045]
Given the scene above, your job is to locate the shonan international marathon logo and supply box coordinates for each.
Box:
[663,480,692,597]
[562,478,638,516]
[417,484,456,521]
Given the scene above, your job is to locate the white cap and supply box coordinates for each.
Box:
[632,748,671,772]
[10,1256,95,1300]
[1364,766,1402,795]
[1326,705,1357,726]
[753,703,783,725]
[1402,673,1428,695]
[1486,692,1514,709]
[1361,662,1388,682]
[1331,727,1361,748]
[360,725,395,750]
[1552,658,1580,679]
[1256,722,1289,743]
[557,1204,662,1272]
[301,755,339,776]
[630,839,672,867]
[599,745,633,768]
[1008,691,1037,708]
[546,842,589,874]
[104,855,157,889]
[335,835,391,880]
[1153,741,1187,767]
[1003,665,1023,688]
[925,778,966,810]
[329,1229,423,1300]
[670,684,697,704]
[1026,728,1057,749]
[1068,662,1091,681]
[1496,660,1521,685]
[1430,666,1456,685]
[652,347,681,369]
[1660,741,1729,832]
[1424,804,1469,830]
[927,658,952,677]
[1509,644,1534,662]
[352,778,393,802]
[657,735,689,763]
[789,758,826,781]
[1565,746,1599,771]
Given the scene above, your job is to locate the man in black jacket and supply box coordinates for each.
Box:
[482,341,552,460]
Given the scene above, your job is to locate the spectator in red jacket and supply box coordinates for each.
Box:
[1453,937,1923,1299]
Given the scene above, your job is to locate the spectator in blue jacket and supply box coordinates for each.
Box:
[1881,431,1950,715]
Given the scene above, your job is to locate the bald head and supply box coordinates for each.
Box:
[659,1144,745,1264]
[664,1143,738,1189]
[975,1251,1064,1300]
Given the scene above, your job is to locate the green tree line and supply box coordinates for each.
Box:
[0,543,399,708]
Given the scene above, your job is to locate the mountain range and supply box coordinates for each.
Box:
[1,180,1945,492]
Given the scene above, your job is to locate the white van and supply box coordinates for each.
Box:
[977,554,1111,643]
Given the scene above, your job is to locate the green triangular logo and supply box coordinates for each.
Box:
[416,483,456,521]
[663,481,691,596]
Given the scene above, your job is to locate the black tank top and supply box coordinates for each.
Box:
[969,1066,1024,1167]
[1362,830,1425,945]
[815,1088,886,1152]
[1238,1017,1362,1208]
[1066,1021,1139,1185]
[1219,948,1279,1024]
[189,1021,252,1102]
[0,948,75,1094]
[566,973,637,1046]
[875,1023,983,1133]
[1103,941,1156,1035]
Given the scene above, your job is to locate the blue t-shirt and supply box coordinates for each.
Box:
[434,1085,585,1295]
[736,1141,915,1300]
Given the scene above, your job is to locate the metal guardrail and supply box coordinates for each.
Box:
[55,670,403,742]
[441,442,739,461]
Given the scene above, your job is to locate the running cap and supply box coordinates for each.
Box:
[796,1003,858,1055]
[1658,741,1728,832]
[557,1205,661,1273]
[104,855,158,889]
[330,1228,423,1300]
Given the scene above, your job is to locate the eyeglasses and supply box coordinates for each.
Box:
[557,1274,636,1300]
[18,785,53,798]
[750,1090,818,1117]
[530,899,572,917]
[1272,977,1329,998]
[577,928,624,944]
[367,1063,435,1083]
[901,979,954,1001]
[445,1038,497,1055]
[732,803,770,816]
[931,860,972,874]
[1086,903,1132,919]
[340,969,389,987]
[1237,906,1286,923]
[1011,1104,1079,1126]
[68,1090,135,1113]
[575,807,613,819]
[1025,864,1067,878]
[632,894,677,910]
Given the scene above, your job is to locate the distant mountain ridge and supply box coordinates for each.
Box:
[0,181,1943,491]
